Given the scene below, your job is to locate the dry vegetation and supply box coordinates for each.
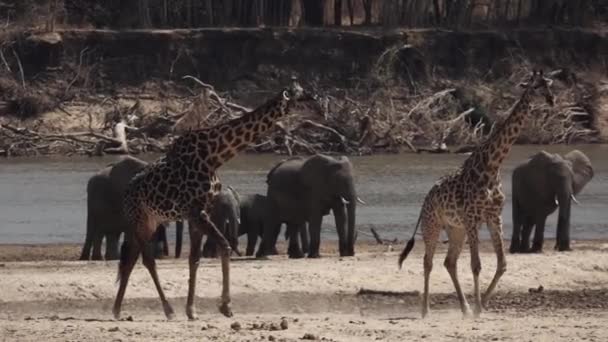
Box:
[0,1,605,157]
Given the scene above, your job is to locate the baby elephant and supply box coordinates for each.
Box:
[239,194,281,256]
[199,187,242,258]
[510,149,593,253]
[198,192,276,257]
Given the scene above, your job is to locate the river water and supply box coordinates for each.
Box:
[1,145,607,245]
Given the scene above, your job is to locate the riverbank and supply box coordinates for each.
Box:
[1,27,606,157]
[1,239,608,341]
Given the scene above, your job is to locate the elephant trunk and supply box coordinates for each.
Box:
[345,198,357,256]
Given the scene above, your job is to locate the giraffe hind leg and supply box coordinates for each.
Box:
[141,239,175,320]
[112,234,140,320]
[443,226,471,316]
[421,218,441,318]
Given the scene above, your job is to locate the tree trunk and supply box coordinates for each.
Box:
[346,0,354,25]
[362,0,373,25]
[334,0,343,26]
[302,0,324,26]
[432,0,442,24]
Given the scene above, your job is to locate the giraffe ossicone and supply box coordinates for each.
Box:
[398,70,555,318]
[112,80,323,321]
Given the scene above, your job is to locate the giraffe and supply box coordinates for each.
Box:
[398,70,555,318]
[112,81,321,321]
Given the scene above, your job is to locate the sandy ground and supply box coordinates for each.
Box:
[1,240,608,342]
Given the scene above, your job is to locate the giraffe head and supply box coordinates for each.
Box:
[518,69,555,106]
[281,78,325,118]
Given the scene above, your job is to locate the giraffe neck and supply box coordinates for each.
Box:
[203,95,289,168]
[467,90,532,176]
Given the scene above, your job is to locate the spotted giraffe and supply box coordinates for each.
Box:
[112,81,321,320]
[398,70,555,318]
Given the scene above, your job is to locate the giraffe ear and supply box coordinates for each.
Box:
[282,90,290,101]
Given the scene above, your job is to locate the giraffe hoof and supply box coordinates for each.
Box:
[163,302,175,320]
[112,307,121,320]
[219,302,233,318]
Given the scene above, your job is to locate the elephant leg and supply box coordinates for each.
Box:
[105,233,121,260]
[202,237,219,258]
[308,214,323,258]
[520,217,534,253]
[530,216,547,253]
[80,233,93,261]
[300,224,309,255]
[269,223,281,255]
[256,217,281,258]
[153,224,167,258]
[160,224,169,257]
[175,221,184,258]
[509,208,523,254]
[287,223,305,259]
[245,227,258,256]
[91,233,104,260]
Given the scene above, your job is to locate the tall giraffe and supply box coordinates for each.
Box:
[112,81,321,320]
[398,70,555,318]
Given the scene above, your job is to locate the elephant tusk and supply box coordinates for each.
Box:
[356,197,366,205]
[236,218,241,225]
[341,197,350,205]
[571,194,580,205]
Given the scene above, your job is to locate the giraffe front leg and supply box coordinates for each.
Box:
[185,225,203,320]
[198,209,233,318]
[482,214,507,309]
[466,223,483,318]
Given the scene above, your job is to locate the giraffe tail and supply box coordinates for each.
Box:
[398,212,422,269]
[115,240,130,284]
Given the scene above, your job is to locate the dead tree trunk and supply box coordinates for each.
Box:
[302,0,324,26]
[334,0,343,25]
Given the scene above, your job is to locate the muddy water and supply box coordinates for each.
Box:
[1,145,607,244]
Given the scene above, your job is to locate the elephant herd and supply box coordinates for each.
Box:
[80,149,593,261]
[80,153,362,260]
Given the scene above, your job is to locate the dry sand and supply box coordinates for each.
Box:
[1,240,608,341]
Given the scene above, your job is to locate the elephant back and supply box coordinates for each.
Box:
[266,157,306,189]
[108,156,148,197]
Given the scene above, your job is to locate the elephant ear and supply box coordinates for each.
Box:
[300,154,347,188]
[564,150,594,195]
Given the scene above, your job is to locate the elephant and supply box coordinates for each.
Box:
[238,193,283,256]
[256,154,364,259]
[510,149,594,253]
[199,186,242,258]
[80,155,183,260]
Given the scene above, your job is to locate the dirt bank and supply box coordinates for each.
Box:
[1,240,608,341]
[1,28,606,157]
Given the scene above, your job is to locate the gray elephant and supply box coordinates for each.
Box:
[80,156,183,260]
[199,186,242,258]
[257,154,363,259]
[510,150,594,253]
[238,193,284,256]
